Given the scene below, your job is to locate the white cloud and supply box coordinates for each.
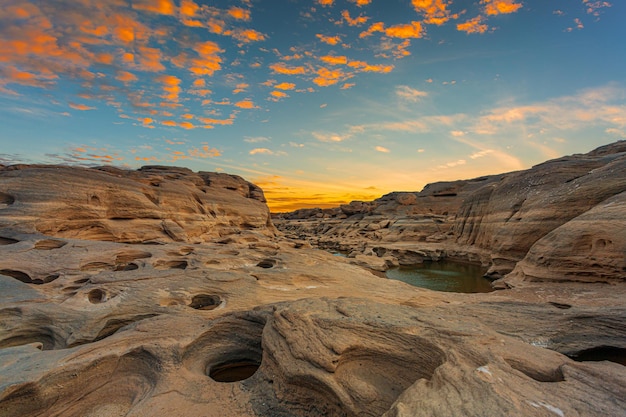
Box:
[244,136,270,143]
[396,86,428,102]
[312,131,351,142]
[249,148,287,156]
[375,146,390,153]
[438,159,466,169]
[469,149,493,159]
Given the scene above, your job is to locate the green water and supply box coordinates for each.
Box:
[386,261,493,293]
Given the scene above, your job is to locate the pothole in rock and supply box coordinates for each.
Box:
[209,359,261,383]
[256,259,277,269]
[114,262,139,271]
[548,302,572,310]
[183,314,265,383]
[0,269,34,284]
[154,259,188,270]
[188,294,222,310]
[88,288,108,304]
[0,348,160,416]
[34,239,67,250]
[0,192,15,206]
[567,346,626,366]
[0,308,67,350]
[0,236,19,245]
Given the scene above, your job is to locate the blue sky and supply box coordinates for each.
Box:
[0,0,624,211]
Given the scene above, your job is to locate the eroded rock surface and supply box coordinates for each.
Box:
[274,141,626,285]
[0,165,274,243]
[1,159,625,417]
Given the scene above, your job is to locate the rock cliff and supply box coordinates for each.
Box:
[1,158,625,416]
[274,141,626,286]
[0,165,274,243]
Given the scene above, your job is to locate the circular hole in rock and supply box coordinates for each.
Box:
[256,259,276,269]
[188,294,222,310]
[0,192,15,205]
[183,315,265,383]
[114,262,139,271]
[209,359,261,382]
[88,289,107,304]
[568,346,626,366]
[0,237,19,245]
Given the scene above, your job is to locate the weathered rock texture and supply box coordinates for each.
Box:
[274,141,626,286]
[0,165,273,243]
[1,160,625,417]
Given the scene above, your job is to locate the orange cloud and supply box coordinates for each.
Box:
[233,29,266,43]
[385,21,424,38]
[156,74,182,103]
[179,121,195,129]
[190,41,223,76]
[482,0,523,15]
[271,91,289,98]
[348,61,394,73]
[162,120,177,126]
[313,67,350,87]
[135,46,166,72]
[341,83,355,89]
[193,79,206,87]
[317,0,335,6]
[341,10,369,26]
[132,0,176,15]
[180,0,200,17]
[228,7,251,21]
[316,34,342,45]
[320,55,349,65]
[411,0,453,25]
[457,16,488,34]
[235,99,257,109]
[69,102,95,111]
[189,145,221,158]
[197,116,235,126]
[116,71,137,83]
[233,82,249,94]
[375,146,391,153]
[359,21,385,38]
[349,0,372,6]
[274,82,296,90]
[270,63,308,75]
[141,117,154,125]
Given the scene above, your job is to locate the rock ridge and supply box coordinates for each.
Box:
[274,141,626,287]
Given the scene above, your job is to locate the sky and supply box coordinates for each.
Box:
[1,0,625,212]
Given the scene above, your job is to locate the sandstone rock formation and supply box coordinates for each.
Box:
[274,141,626,286]
[1,160,625,416]
[0,165,273,243]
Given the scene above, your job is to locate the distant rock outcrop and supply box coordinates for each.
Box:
[274,141,626,285]
[0,165,274,243]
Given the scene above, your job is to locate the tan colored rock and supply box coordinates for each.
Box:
[1,154,626,417]
[0,165,274,243]
[502,190,626,286]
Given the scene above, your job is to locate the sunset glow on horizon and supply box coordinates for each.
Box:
[1,0,625,212]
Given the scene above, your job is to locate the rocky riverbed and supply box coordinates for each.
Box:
[1,143,625,416]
